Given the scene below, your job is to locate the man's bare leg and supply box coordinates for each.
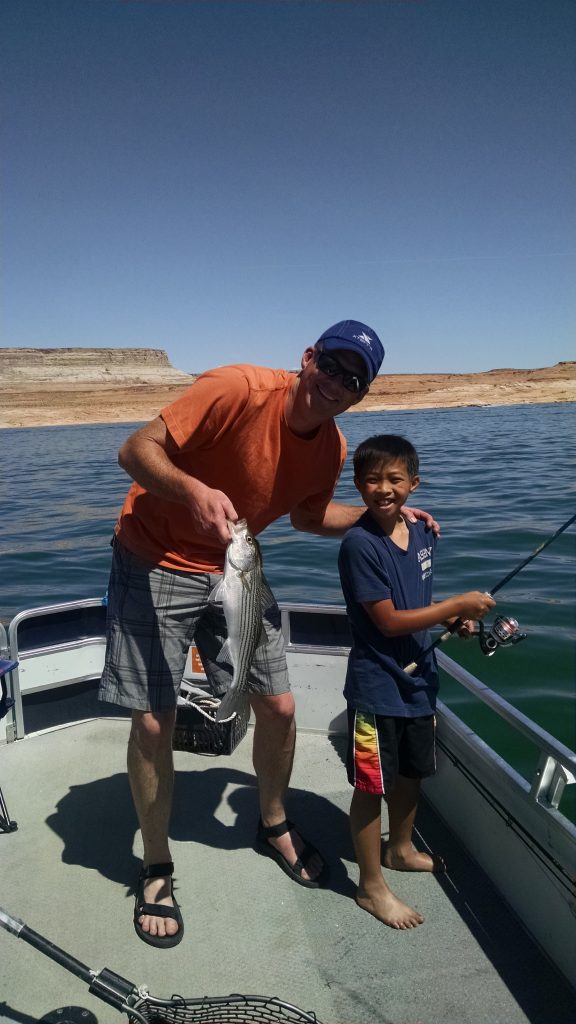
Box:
[128,708,180,940]
[351,788,424,928]
[382,775,438,872]
[250,691,324,882]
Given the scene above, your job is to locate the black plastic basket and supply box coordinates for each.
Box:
[172,690,249,756]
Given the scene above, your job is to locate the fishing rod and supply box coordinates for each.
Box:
[404,511,576,675]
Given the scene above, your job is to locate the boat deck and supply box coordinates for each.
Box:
[2,716,575,1024]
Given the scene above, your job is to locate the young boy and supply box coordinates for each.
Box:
[338,435,495,929]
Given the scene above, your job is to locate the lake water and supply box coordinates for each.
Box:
[1,403,575,812]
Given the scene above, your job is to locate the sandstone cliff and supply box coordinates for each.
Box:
[1,347,574,429]
[356,360,576,412]
[0,347,190,384]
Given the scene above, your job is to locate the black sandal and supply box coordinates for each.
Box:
[254,818,329,889]
[133,861,184,948]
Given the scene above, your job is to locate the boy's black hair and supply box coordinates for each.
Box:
[353,435,419,480]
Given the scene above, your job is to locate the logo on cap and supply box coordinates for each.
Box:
[353,332,374,347]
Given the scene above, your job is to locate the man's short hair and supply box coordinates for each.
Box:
[353,434,419,480]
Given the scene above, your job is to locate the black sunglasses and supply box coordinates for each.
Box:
[314,348,368,394]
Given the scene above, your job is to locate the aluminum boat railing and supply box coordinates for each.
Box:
[1,597,575,816]
[2,597,576,988]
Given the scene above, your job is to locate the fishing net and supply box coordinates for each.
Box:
[126,992,320,1024]
[0,911,323,1024]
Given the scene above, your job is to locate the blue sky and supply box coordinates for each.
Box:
[2,0,574,374]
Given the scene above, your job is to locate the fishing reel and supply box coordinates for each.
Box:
[478,614,527,656]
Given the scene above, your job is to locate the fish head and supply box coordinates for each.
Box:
[226,518,262,572]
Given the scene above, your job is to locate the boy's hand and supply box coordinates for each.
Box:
[402,505,440,537]
[454,591,496,621]
[443,615,477,638]
[456,619,477,639]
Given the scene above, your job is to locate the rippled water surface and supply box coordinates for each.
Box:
[1,404,575,809]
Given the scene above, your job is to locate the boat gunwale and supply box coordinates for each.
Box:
[2,597,575,806]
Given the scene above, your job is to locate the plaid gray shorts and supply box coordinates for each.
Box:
[98,540,289,712]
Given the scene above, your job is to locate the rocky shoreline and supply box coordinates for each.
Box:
[0,348,574,429]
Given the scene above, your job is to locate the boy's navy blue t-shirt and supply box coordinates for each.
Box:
[338,512,439,717]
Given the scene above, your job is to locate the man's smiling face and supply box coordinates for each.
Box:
[295,344,369,424]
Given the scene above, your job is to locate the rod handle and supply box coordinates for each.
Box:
[404,627,453,675]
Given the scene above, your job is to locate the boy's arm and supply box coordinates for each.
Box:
[363,591,495,638]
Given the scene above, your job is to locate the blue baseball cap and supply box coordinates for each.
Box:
[316,320,384,383]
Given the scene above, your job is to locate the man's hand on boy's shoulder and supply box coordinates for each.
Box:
[402,505,440,537]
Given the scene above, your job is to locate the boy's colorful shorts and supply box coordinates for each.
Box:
[346,707,436,795]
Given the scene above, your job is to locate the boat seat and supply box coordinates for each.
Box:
[0,658,18,833]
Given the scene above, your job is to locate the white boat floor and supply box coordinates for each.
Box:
[1,718,575,1024]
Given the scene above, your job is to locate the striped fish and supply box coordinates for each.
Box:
[211,518,266,722]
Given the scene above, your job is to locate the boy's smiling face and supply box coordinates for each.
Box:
[354,457,420,528]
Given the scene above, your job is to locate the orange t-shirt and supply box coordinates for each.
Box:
[116,364,347,573]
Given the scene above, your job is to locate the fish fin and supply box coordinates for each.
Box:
[209,578,226,604]
[215,639,233,665]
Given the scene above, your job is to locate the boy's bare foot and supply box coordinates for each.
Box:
[356,884,424,929]
[382,842,445,873]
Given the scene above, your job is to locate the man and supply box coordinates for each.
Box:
[99,319,433,948]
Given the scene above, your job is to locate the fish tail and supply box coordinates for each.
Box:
[215,687,242,723]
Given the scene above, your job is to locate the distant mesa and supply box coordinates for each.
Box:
[1,349,574,431]
[0,347,192,385]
